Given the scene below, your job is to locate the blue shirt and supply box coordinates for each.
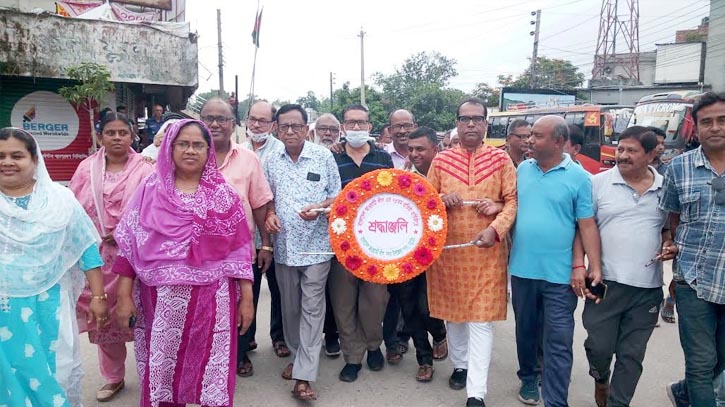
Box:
[263,141,341,266]
[659,147,725,304]
[510,154,594,284]
[145,117,163,138]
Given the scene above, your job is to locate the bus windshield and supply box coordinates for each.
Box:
[628,102,687,147]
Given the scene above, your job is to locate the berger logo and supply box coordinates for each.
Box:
[23,106,36,122]
[10,91,80,151]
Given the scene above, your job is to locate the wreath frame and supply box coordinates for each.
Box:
[328,169,448,284]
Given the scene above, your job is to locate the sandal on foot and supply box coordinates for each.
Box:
[386,349,403,365]
[274,341,291,357]
[96,380,125,402]
[433,338,448,360]
[248,340,258,351]
[281,363,294,380]
[292,380,317,401]
[236,357,254,377]
[661,297,676,323]
[416,364,434,382]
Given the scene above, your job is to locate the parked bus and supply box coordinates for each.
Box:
[627,91,701,158]
[487,104,633,174]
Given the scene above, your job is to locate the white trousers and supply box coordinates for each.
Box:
[447,321,494,400]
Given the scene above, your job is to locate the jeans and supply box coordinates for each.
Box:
[676,281,725,407]
[383,287,410,351]
[512,276,578,407]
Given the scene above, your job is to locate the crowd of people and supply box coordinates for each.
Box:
[0,91,723,407]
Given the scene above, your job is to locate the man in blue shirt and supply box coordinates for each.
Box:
[659,91,725,407]
[144,104,164,144]
[510,115,603,407]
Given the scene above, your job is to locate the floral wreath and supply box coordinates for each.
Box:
[328,168,447,284]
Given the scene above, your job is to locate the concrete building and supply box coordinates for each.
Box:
[0,1,197,180]
[704,0,725,91]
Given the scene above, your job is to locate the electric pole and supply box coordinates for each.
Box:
[217,9,224,95]
[530,9,541,88]
[330,72,335,110]
[359,28,366,107]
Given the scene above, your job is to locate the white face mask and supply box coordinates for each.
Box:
[246,129,270,143]
[345,130,371,148]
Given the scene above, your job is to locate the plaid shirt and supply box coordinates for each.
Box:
[659,147,725,304]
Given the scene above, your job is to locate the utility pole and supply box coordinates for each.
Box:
[530,9,541,88]
[217,9,224,95]
[359,28,366,107]
[329,72,335,110]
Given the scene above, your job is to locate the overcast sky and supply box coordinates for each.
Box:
[185,0,711,102]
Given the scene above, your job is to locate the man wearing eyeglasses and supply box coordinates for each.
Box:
[427,97,518,407]
[385,109,417,169]
[506,119,531,168]
[199,99,284,379]
[313,113,342,147]
[659,91,725,407]
[329,104,394,383]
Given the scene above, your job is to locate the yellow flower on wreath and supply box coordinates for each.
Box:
[376,170,393,187]
[382,264,400,281]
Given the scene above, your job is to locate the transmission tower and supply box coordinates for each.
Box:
[592,0,640,84]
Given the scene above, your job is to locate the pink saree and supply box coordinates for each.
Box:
[113,119,254,407]
[70,147,153,343]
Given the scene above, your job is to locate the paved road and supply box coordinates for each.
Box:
[80,266,683,407]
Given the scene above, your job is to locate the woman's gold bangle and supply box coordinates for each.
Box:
[91,294,108,301]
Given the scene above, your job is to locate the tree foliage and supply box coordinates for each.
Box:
[500,57,585,89]
[471,82,500,107]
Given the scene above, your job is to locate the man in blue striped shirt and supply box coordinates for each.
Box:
[659,91,725,407]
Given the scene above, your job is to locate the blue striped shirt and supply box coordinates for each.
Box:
[659,147,725,304]
[333,142,394,187]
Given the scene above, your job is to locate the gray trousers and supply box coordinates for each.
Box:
[276,261,331,382]
[329,258,389,364]
[583,280,663,407]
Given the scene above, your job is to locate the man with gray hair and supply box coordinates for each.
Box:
[385,109,417,168]
[313,113,342,147]
[510,115,603,406]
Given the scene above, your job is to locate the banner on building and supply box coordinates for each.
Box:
[55,1,103,17]
[111,3,159,22]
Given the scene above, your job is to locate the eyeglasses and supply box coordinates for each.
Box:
[390,123,415,131]
[173,141,209,152]
[509,133,530,140]
[343,120,369,128]
[201,115,234,125]
[246,117,274,126]
[278,123,306,133]
[316,126,340,134]
[711,177,725,205]
[457,116,486,124]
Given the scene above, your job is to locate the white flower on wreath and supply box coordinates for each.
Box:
[331,218,347,235]
[427,215,444,232]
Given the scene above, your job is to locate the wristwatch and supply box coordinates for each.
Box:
[260,246,274,253]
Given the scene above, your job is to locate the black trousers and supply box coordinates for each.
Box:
[237,255,284,363]
[583,280,662,407]
[324,279,339,342]
[388,272,446,366]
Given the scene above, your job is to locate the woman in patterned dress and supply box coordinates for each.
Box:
[70,112,154,401]
[0,127,108,407]
[112,119,254,407]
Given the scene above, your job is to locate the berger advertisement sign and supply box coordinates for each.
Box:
[10,91,80,151]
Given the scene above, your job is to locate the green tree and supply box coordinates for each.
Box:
[58,62,115,152]
[296,91,321,111]
[373,51,463,130]
[327,82,387,129]
[504,57,584,89]
[471,82,500,107]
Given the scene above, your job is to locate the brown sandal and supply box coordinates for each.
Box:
[281,363,294,380]
[433,338,448,360]
[292,380,317,400]
[236,357,253,377]
[386,349,403,365]
[415,364,434,382]
[274,341,291,357]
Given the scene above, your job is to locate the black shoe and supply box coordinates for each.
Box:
[339,363,362,382]
[325,338,341,357]
[449,368,467,390]
[367,348,384,371]
[466,397,485,407]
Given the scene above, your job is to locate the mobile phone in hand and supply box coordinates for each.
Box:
[585,279,608,300]
[128,315,136,328]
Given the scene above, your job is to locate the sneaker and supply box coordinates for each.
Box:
[325,337,341,357]
[466,397,485,407]
[367,348,385,371]
[449,368,467,390]
[338,363,362,382]
[518,379,541,405]
[665,381,690,407]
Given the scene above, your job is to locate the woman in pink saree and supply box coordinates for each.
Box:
[113,119,254,407]
[69,112,154,401]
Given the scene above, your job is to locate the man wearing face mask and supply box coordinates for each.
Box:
[385,109,417,169]
[330,104,394,382]
[314,113,342,147]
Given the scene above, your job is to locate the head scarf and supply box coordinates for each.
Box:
[114,119,253,286]
[0,128,101,297]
